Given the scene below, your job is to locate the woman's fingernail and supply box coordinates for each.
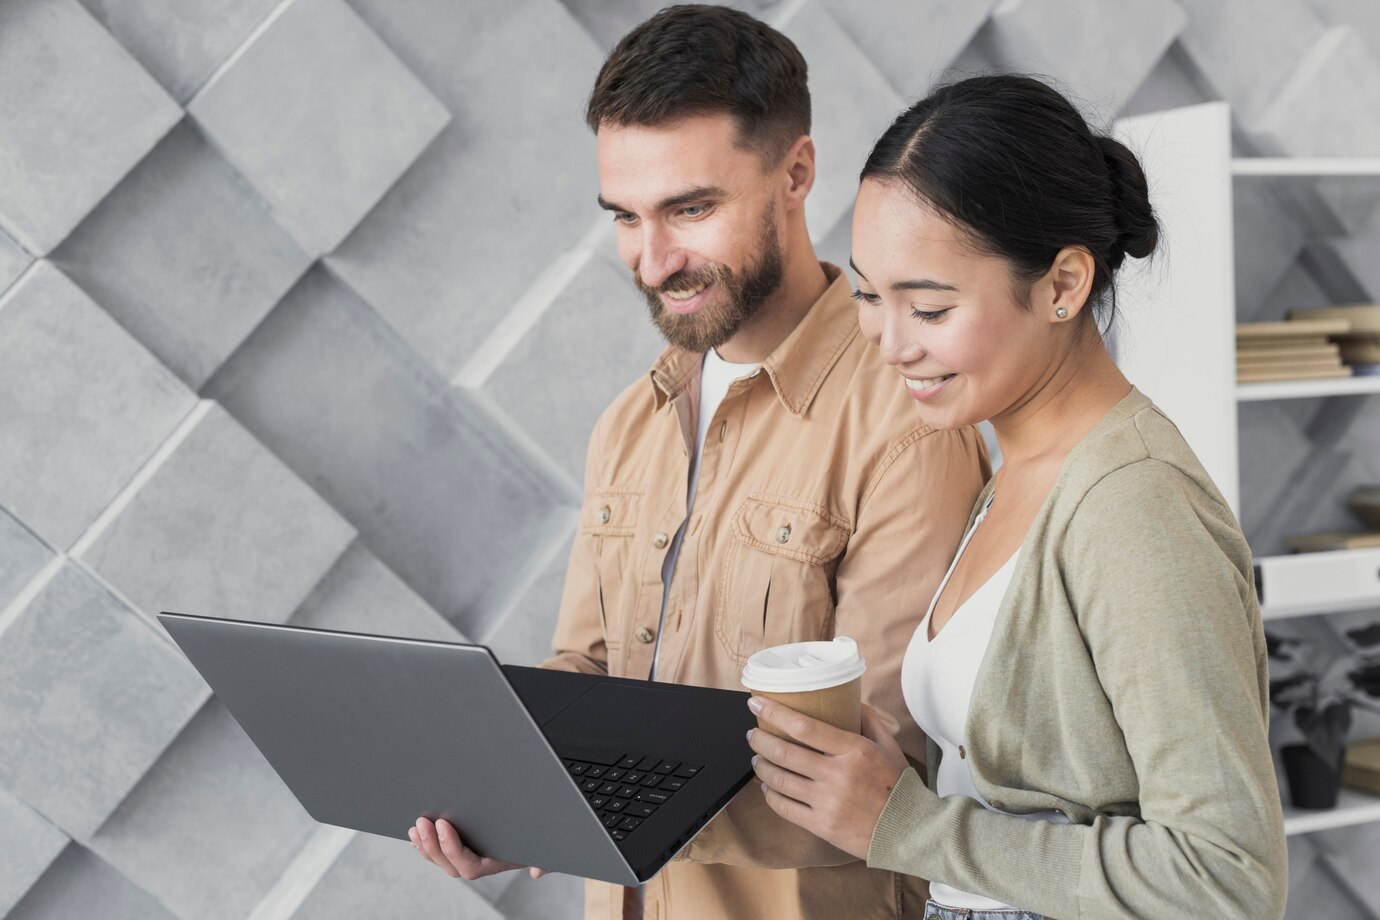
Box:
[746,728,755,742]
[747,697,764,714]
[751,755,759,768]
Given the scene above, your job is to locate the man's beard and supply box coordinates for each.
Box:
[635,205,785,354]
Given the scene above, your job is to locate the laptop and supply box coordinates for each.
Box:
[157,612,757,886]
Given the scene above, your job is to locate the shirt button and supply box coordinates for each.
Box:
[596,505,611,525]
[635,626,655,644]
[958,745,966,759]
[776,524,792,544]
[990,799,1005,810]
[653,532,669,549]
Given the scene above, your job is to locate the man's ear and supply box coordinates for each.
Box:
[781,135,816,209]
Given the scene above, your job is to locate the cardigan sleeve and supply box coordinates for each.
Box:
[867,459,1287,920]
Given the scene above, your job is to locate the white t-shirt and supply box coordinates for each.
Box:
[900,494,1067,911]
[651,349,759,679]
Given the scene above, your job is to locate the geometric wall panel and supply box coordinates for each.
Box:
[74,402,356,626]
[0,230,29,298]
[289,540,469,643]
[0,563,206,839]
[815,0,996,100]
[782,1,902,241]
[0,263,197,550]
[0,509,52,614]
[75,0,281,103]
[327,0,605,378]
[0,0,180,255]
[0,787,67,918]
[6,846,179,920]
[1176,0,1326,124]
[1252,26,1380,158]
[288,834,505,920]
[481,533,573,667]
[187,0,450,256]
[54,121,313,389]
[89,702,317,920]
[977,0,1187,113]
[205,267,577,639]
[481,255,663,477]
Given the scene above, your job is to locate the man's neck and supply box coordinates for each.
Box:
[715,239,829,364]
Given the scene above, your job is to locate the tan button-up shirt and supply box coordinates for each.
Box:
[544,264,990,920]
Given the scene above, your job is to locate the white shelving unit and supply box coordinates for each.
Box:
[1238,377,1380,402]
[1114,105,1380,838]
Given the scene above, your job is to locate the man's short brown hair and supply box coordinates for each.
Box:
[585,4,811,166]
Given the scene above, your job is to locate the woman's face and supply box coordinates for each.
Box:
[851,178,1064,431]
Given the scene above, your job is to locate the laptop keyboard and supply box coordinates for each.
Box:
[562,749,703,842]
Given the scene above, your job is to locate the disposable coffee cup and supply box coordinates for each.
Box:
[741,637,866,743]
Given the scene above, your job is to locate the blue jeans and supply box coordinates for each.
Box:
[923,900,1042,920]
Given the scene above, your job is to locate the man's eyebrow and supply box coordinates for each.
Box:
[848,257,958,292]
[596,186,727,215]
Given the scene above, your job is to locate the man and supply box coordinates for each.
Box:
[413,6,989,917]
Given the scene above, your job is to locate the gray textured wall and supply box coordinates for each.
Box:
[1,0,1378,917]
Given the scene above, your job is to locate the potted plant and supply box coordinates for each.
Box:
[1267,621,1380,809]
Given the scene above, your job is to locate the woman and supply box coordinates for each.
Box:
[747,75,1287,920]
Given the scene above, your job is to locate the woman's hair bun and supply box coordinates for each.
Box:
[1097,135,1158,265]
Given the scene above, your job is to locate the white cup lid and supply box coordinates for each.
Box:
[741,636,867,692]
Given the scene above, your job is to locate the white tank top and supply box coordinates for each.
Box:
[900,494,1067,911]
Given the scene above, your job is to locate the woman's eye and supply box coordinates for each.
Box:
[850,289,881,305]
[910,307,952,324]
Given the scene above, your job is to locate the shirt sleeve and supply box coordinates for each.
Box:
[866,461,1288,920]
[680,425,990,869]
[541,414,610,676]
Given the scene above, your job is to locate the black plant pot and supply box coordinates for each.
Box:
[1282,743,1344,810]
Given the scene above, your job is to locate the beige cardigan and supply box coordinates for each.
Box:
[867,389,1287,920]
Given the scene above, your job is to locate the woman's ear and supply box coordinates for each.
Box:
[1046,246,1096,323]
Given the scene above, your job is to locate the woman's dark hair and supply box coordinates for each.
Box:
[860,75,1158,327]
[585,5,810,166]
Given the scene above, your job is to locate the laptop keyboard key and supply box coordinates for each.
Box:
[616,785,638,798]
[605,799,627,813]
[612,830,629,841]
[590,795,608,809]
[639,774,662,788]
[625,802,658,818]
[637,789,672,805]
[598,782,619,795]
[662,777,686,791]
[674,763,703,779]
[581,779,601,793]
[623,771,645,785]
[653,760,679,775]
[603,814,622,828]
[618,817,643,831]
[585,766,606,779]
[617,754,642,769]
[568,763,588,776]
[603,769,625,782]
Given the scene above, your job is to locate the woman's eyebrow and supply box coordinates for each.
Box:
[849,257,958,292]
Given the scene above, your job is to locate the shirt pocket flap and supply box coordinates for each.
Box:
[582,489,642,536]
[731,494,849,566]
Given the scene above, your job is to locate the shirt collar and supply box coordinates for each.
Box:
[648,262,858,417]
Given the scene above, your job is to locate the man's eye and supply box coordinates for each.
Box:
[613,212,637,225]
[680,205,706,218]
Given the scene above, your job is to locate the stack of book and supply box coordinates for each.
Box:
[1236,318,1352,383]
[1344,737,1380,796]
[1288,304,1380,376]
[1284,486,1380,552]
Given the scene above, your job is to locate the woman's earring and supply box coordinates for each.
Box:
[1055,307,1069,319]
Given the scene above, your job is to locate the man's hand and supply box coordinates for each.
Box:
[747,700,908,860]
[409,817,548,881]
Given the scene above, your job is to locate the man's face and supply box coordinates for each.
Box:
[596,112,785,353]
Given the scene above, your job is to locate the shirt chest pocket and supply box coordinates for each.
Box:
[580,488,643,655]
[714,495,850,664]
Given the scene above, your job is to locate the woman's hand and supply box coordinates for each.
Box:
[409,817,548,880]
[746,699,909,860]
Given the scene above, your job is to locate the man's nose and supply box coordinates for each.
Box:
[635,225,688,289]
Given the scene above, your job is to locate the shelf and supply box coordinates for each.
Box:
[1233,158,1380,177]
[1237,376,1380,402]
[1256,548,1380,620]
[1283,788,1380,836]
